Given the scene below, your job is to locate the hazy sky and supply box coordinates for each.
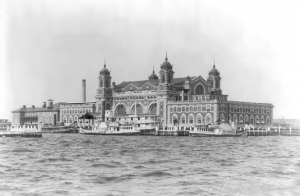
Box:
[1,0,300,120]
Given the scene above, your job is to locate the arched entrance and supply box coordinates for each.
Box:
[149,103,157,114]
[132,104,143,115]
[115,104,126,114]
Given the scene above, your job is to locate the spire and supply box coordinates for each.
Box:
[213,59,215,69]
[153,65,155,74]
[104,59,106,68]
[165,51,168,61]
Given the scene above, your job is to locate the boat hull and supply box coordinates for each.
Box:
[79,128,140,135]
[189,131,247,137]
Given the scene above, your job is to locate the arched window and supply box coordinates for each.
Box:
[220,113,225,121]
[261,116,265,124]
[250,115,254,124]
[266,116,270,125]
[172,114,178,125]
[233,114,238,123]
[255,115,260,125]
[63,116,67,123]
[196,114,202,124]
[239,115,243,124]
[188,115,194,124]
[115,105,126,114]
[68,116,73,124]
[161,74,165,83]
[132,104,143,115]
[99,77,103,87]
[205,114,212,125]
[74,116,78,123]
[244,115,249,124]
[167,74,171,83]
[181,115,186,124]
[195,84,204,95]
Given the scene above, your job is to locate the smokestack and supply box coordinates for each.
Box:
[82,79,86,102]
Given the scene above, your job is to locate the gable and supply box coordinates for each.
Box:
[140,82,157,91]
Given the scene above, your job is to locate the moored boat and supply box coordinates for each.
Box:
[189,123,247,137]
[41,122,79,133]
[79,122,140,135]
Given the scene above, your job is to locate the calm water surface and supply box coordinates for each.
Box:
[1,134,300,196]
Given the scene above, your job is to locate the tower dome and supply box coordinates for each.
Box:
[148,66,158,80]
[208,62,220,77]
[160,52,173,71]
[100,62,110,76]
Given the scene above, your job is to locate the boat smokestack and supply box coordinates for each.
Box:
[82,79,86,102]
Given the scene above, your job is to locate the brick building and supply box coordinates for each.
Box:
[94,53,274,128]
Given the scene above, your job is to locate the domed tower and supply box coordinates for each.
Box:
[148,66,159,81]
[99,62,111,89]
[157,52,176,127]
[207,60,222,94]
[158,52,174,90]
[96,60,113,121]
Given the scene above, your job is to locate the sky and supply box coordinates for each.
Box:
[1,0,300,120]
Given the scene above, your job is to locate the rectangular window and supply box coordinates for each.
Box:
[186,106,189,112]
[206,104,211,112]
[190,106,193,112]
[174,106,177,112]
[198,105,201,111]
[194,106,197,111]
[184,96,188,101]
[182,106,185,112]
[177,106,181,112]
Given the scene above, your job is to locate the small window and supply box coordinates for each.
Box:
[206,105,211,112]
[198,105,201,111]
[177,106,182,112]
[182,106,185,112]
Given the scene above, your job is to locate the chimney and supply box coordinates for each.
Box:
[32,105,35,109]
[43,102,46,108]
[48,99,53,109]
[82,79,86,102]
[23,105,26,109]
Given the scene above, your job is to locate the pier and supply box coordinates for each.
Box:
[0,131,42,138]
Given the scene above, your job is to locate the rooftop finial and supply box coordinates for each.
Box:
[104,59,106,68]
[213,59,215,68]
[165,51,168,61]
[153,65,155,73]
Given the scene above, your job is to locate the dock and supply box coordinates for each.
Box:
[0,131,42,138]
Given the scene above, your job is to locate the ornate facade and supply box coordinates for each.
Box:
[95,53,274,127]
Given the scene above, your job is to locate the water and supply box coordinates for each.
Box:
[1,134,300,196]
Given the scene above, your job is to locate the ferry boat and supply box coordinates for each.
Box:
[79,122,140,135]
[189,123,247,137]
[135,115,160,135]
